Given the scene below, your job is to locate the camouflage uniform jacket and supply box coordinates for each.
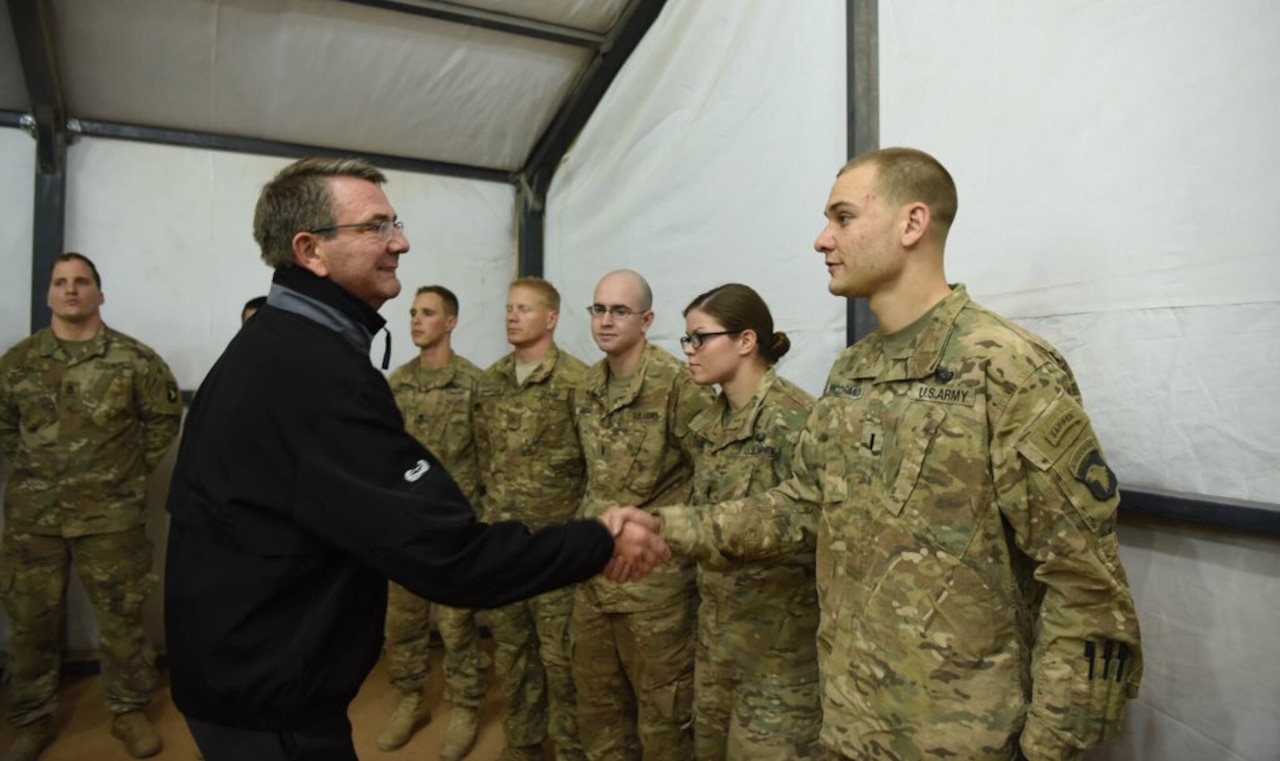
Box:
[660,286,1142,761]
[685,368,819,684]
[389,352,482,504]
[577,343,713,612]
[474,344,589,529]
[0,326,181,537]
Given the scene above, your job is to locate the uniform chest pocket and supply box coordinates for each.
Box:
[696,446,772,502]
[82,364,135,423]
[12,382,59,433]
[883,402,947,516]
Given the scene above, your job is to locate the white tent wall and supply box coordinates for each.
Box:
[545,0,847,394]
[63,138,519,388]
[0,137,519,653]
[0,127,35,653]
[879,2,1280,760]
[1,128,33,354]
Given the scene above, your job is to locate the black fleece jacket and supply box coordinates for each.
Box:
[164,267,613,729]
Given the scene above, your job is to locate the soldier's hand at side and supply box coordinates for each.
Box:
[599,506,661,537]
[607,520,672,582]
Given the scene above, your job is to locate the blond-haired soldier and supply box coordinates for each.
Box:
[474,277,591,761]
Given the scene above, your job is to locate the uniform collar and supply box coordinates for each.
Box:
[35,324,110,362]
[586,342,656,411]
[688,366,779,449]
[848,284,971,383]
[498,344,563,387]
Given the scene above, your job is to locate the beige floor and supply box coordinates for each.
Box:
[0,645,527,761]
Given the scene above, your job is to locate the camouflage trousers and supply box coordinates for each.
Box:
[571,591,696,761]
[488,585,583,758]
[694,635,821,760]
[384,581,487,708]
[0,527,158,727]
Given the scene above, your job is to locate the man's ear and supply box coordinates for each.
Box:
[293,232,329,277]
[901,202,931,248]
[547,309,560,331]
[444,314,459,333]
[640,309,655,333]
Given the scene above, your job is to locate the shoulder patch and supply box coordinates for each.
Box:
[1073,448,1117,501]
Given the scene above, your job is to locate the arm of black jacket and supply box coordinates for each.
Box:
[294,376,614,608]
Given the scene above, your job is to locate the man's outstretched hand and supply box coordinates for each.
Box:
[599,507,670,583]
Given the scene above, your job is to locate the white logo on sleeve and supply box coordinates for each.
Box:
[404,459,431,482]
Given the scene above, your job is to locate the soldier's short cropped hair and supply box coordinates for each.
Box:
[684,283,790,366]
[839,147,958,233]
[510,277,561,311]
[53,252,102,288]
[415,285,460,317]
[253,157,388,270]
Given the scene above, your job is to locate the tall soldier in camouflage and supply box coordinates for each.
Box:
[667,283,821,760]
[645,148,1143,761]
[571,270,713,761]
[0,253,182,761]
[378,285,488,759]
[473,278,591,761]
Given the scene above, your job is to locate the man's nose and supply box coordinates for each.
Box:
[814,226,834,253]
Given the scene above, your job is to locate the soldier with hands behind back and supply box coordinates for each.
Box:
[0,253,181,761]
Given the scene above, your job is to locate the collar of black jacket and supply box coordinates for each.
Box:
[266,267,389,365]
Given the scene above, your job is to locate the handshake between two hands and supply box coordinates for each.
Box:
[597,506,672,583]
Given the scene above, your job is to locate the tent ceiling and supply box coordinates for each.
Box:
[0,0,640,175]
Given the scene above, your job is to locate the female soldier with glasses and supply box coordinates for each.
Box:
[667,283,822,760]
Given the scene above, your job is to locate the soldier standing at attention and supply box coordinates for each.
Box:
[0,253,182,761]
[630,148,1144,761]
[665,283,820,760]
[572,269,713,761]
[378,285,488,759]
[473,277,591,761]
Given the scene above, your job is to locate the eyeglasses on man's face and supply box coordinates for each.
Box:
[587,304,644,320]
[309,219,405,241]
[679,330,741,350]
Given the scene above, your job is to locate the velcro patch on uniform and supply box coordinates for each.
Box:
[826,383,863,399]
[741,443,778,457]
[1039,403,1085,450]
[1022,395,1086,468]
[909,382,976,406]
[1070,444,1118,501]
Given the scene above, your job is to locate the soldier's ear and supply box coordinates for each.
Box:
[547,310,560,331]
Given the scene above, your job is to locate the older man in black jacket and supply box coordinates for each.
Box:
[164,157,666,761]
